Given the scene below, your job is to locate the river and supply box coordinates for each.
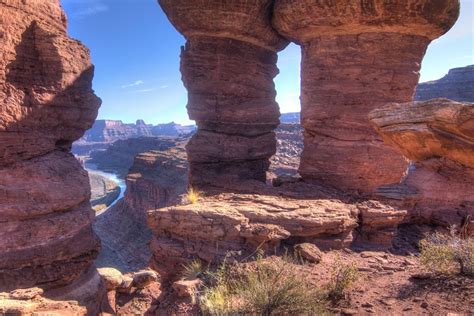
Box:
[85,161,126,213]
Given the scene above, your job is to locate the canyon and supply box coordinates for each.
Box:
[1,0,473,315]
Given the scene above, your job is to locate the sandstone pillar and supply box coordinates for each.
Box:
[0,0,101,291]
[159,0,289,187]
[273,0,460,193]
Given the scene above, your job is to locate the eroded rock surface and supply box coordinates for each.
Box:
[159,0,289,187]
[0,0,101,291]
[273,0,460,193]
[147,187,407,277]
[370,99,474,233]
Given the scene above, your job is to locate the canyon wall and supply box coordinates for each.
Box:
[415,65,474,102]
[0,0,101,291]
[159,0,289,187]
[273,0,460,193]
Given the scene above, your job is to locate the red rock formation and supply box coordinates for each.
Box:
[159,0,289,187]
[0,0,101,291]
[273,0,460,193]
[148,189,407,277]
[370,99,474,233]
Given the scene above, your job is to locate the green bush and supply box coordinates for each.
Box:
[420,231,474,276]
[199,257,327,315]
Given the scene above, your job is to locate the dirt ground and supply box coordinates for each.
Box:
[112,229,474,315]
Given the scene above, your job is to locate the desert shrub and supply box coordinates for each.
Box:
[181,260,205,281]
[199,257,326,315]
[420,230,474,276]
[326,256,358,300]
[186,187,201,204]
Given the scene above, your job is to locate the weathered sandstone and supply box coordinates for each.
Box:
[415,65,474,102]
[370,99,474,233]
[273,0,460,193]
[159,0,289,187]
[148,188,407,277]
[0,0,100,291]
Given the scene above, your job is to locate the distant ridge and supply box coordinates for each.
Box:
[79,119,196,143]
[415,65,474,102]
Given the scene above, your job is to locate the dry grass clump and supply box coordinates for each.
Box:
[199,257,327,315]
[326,256,358,300]
[181,260,205,281]
[186,187,201,204]
[420,230,474,276]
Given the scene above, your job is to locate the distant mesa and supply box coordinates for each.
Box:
[415,65,474,102]
[78,119,196,143]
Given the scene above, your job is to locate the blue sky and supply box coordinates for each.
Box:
[62,0,473,125]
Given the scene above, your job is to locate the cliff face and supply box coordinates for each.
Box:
[415,65,474,102]
[0,0,101,291]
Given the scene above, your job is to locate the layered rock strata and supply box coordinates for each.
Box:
[159,0,289,187]
[0,0,101,291]
[148,190,407,277]
[415,65,474,102]
[370,99,474,234]
[273,0,460,193]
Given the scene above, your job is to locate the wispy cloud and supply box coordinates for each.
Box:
[160,85,169,89]
[131,88,155,94]
[67,1,109,19]
[121,80,145,89]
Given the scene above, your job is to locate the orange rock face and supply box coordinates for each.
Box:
[370,99,474,233]
[159,0,289,187]
[273,0,460,193]
[0,0,101,291]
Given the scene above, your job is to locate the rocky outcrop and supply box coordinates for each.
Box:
[147,189,407,277]
[273,0,460,193]
[0,0,100,291]
[159,0,289,187]
[88,136,179,177]
[126,145,188,223]
[0,288,86,315]
[370,98,474,234]
[415,65,474,102]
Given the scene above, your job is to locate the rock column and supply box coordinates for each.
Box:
[273,0,460,193]
[0,0,101,291]
[159,0,288,187]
